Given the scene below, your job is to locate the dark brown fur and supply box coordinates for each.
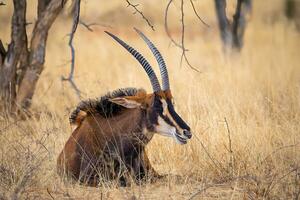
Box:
[57,88,159,186]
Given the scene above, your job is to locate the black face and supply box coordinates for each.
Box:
[146,94,192,145]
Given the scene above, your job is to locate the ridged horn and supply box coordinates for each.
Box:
[105,31,161,92]
[134,28,170,91]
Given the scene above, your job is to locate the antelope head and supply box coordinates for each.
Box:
[105,29,192,145]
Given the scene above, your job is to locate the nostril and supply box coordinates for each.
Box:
[183,130,192,139]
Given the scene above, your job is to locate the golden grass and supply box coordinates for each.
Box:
[1,0,300,199]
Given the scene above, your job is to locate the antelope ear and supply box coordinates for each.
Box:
[109,97,141,108]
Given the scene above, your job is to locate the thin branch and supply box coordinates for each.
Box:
[180,0,185,65]
[25,22,32,26]
[232,0,251,50]
[164,0,199,72]
[17,17,30,88]
[188,183,216,200]
[0,0,27,112]
[16,0,68,110]
[224,118,232,153]
[188,175,258,200]
[260,143,299,164]
[79,20,112,32]
[46,188,55,200]
[214,0,232,49]
[189,0,210,27]
[224,117,234,176]
[264,167,299,197]
[164,0,184,49]
[126,0,154,31]
[180,0,200,72]
[0,1,5,6]
[193,127,225,173]
[61,0,82,99]
[68,0,80,81]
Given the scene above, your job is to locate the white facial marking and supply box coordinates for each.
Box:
[161,99,168,116]
[156,116,185,144]
[160,99,185,136]
[155,116,176,137]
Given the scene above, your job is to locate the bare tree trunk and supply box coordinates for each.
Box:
[215,0,232,48]
[16,0,65,110]
[285,0,300,31]
[37,0,52,18]
[0,0,27,113]
[0,0,67,115]
[214,0,251,52]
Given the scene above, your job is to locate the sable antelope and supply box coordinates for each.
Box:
[57,28,192,186]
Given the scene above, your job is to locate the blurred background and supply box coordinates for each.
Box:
[0,0,299,199]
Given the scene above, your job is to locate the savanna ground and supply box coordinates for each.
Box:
[0,0,300,199]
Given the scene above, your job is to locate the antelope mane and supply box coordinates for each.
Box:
[69,87,146,125]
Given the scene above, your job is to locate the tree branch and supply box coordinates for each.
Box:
[224,117,234,176]
[180,0,199,72]
[16,0,67,110]
[189,0,210,27]
[232,0,251,50]
[214,0,232,48]
[214,0,251,51]
[126,0,155,31]
[164,0,199,72]
[16,20,30,88]
[192,127,225,173]
[0,0,27,112]
[79,20,112,32]
[164,0,184,49]
[260,143,299,164]
[62,0,82,99]
[37,0,52,19]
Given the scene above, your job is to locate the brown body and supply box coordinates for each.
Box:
[57,30,192,186]
[57,104,157,186]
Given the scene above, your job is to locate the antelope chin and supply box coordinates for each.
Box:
[173,132,187,145]
[155,119,188,145]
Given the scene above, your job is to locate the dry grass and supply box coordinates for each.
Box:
[1,0,300,199]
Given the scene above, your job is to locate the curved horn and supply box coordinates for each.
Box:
[134,28,170,91]
[105,31,161,92]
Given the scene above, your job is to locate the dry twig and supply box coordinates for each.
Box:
[180,0,199,72]
[264,167,299,198]
[47,188,55,200]
[164,0,184,49]
[62,0,82,99]
[188,175,259,200]
[224,117,234,175]
[260,143,299,164]
[126,0,154,31]
[79,20,112,32]
[189,0,210,27]
[188,183,216,200]
[164,0,199,72]
[193,127,225,173]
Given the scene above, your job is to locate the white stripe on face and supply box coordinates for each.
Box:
[160,99,184,135]
[155,116,187,144]
[155,116,176,137]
